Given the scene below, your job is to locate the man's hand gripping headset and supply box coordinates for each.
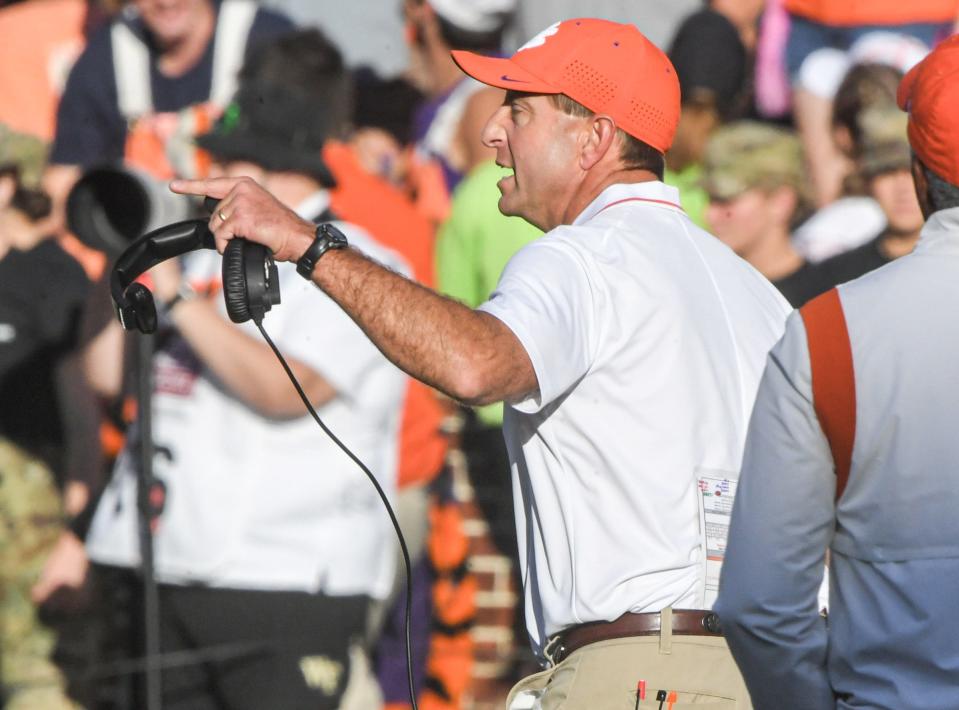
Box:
[111,198,281,334]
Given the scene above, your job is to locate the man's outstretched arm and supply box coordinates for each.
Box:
[171,176,538,406]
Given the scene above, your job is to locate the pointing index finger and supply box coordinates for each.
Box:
[169,177,240,199]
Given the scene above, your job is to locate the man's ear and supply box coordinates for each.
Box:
[580,115,619,171]
[911,155,932,219]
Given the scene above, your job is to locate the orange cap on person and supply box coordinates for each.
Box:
[897,34,959,186]
[451,18,681,153]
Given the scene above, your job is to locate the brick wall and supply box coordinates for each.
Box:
[446,447,535,709]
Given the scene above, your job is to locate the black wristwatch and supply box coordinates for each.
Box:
[296,223,349,279]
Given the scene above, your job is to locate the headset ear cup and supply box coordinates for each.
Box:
[222,240,252,323]
[125,282,158,334]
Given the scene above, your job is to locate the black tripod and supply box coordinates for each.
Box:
[134,332,162,710]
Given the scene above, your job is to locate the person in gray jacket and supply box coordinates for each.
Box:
[715,33,959,710]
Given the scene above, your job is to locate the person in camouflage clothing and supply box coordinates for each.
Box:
[0,439,81,710]
[701,120,834,307]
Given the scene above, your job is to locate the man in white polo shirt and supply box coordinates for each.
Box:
[173,18,789,707]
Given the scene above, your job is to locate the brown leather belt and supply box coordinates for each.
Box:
[547,610,723,665]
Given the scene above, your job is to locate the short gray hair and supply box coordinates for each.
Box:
[543,93,665,179]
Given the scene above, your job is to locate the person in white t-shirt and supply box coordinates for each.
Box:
[174,18,789,708]
[82,52,408,710]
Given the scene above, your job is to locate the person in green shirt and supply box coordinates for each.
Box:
[436,159,541,427]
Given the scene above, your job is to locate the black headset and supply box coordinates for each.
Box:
[110,218,281,334]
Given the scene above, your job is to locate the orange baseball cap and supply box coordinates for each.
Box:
[897,34,959,186]
[451,18,681,153]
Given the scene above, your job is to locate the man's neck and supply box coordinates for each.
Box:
[557,168,661,227]
[155,2,217,78]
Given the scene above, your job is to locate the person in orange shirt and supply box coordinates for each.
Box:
[0,0,116,142]
[785,0,959,31]
[0,0,118,280]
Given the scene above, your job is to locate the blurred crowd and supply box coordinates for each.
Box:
[0,0,954,708]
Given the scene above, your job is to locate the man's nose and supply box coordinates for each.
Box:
[481,105,510,149]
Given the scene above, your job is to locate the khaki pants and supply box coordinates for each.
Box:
[506,610,752,709]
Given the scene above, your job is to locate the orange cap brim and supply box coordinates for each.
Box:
[451,50,561,94]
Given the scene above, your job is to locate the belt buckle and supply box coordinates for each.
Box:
[542,633,566,667]
[702,611,723,635]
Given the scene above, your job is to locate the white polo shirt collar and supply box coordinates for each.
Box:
[572,180,684,227]
[914,205,959,255]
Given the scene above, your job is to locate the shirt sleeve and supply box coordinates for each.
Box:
[477,234,597,413]
[714,311,835,707]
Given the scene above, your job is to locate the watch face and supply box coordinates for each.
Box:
[323,224,349,247]
[298,223,349,279]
